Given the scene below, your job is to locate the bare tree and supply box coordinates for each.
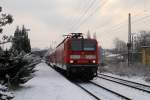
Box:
[134,31,150,51]
[113,38,127,54]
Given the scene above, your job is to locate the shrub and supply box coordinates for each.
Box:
[0,51,41,88]
[0,84,14,100]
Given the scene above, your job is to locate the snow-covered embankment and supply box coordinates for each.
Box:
[13,63,94,100]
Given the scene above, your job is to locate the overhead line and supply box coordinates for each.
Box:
[68,0,92,32]
[76,0,108,31]
[70,0,97,32]
[96,8,150,33]
[98,13,150,35]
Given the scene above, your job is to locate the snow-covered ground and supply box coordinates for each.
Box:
[102,72,150,86]
[80,83,124,100]
[12,62,150,100]
[93,74,150,100]
[13,63,94,100]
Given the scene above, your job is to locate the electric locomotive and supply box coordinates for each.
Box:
[48,33,99,80]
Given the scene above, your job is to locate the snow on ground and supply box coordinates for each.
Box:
[13,63,94,100]
[80,83,123,100]
[93,77,150,100]
[102,72,150,86]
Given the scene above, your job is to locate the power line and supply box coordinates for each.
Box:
[96,8,150,33]
[96,8,150,32]
[132,14,150,23]
[67,0,150,36]
[69,0,98,32]
[71,0,97,32]
[67,0,92,32]
[97,13,150,35]
[75,0,108,32]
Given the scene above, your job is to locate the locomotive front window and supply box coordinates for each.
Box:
[84,40,96,51]
[71,39,96,51]
[71,39,82,51]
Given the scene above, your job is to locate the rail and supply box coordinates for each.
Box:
[98,73,150,93]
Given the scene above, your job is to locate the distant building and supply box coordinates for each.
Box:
[142,46,150,65]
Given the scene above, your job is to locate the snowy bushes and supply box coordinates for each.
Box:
[0,51,41,88]
[0,84,14,100]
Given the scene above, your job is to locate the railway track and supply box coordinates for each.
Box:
[74,81,131,100]
[48,63,132,99]
[74,82,101,100]
[98,73,150,93]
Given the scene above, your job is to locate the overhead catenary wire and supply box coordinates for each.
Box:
[75,0,109,32]
[97,12,150,35]
[69,0,98,32]
[92,0,150,35]
[67,0,92,32]
[96,7,150,33]
[67,0,150,37]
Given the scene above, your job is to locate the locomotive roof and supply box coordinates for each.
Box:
[56,37,97,48]
[56,32,97,48]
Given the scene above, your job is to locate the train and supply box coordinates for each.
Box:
[47,33,100,80]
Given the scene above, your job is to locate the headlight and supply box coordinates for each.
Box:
[70,60,74,63]
[92,60,96,63]
[85,55,96,59]
[70,55,80,59]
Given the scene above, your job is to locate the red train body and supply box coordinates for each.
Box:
[48,33,99,80]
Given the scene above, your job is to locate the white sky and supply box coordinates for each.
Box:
[1,0,150,49]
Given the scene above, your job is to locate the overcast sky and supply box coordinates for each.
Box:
[1,0,150,49]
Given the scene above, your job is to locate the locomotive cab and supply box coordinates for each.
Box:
[49,33,99,80]
[66,34,99,79]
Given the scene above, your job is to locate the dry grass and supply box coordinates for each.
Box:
[99,62,150,82]
[145,77,150,83]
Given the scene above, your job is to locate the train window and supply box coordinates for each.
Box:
[71,39,82,51]
[71,39,96,51]
[84,40,96,51]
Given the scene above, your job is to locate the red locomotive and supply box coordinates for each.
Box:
[48,33,99,80]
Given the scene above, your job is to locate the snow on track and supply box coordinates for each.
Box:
[98,74,150,93]
[79,82,126,100]
[102,73,150,86]
[93,78,150,100]
[13,63,94,100]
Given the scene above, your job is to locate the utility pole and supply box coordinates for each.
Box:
[127,13,132,66]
